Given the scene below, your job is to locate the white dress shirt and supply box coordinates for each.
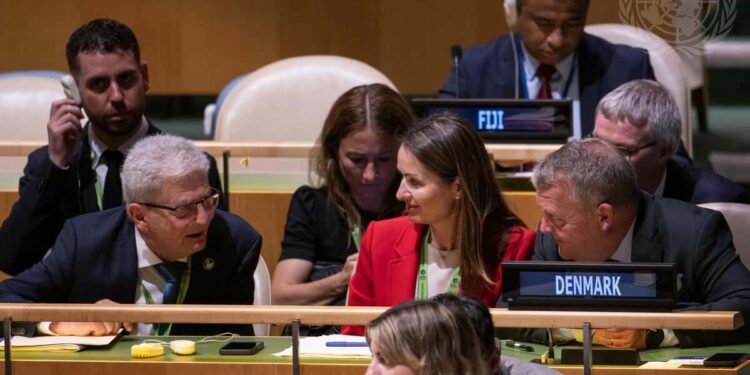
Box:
[133,229,188,336]
[520,45,583,140]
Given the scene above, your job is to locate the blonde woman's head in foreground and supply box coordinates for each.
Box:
[365,299,487,375]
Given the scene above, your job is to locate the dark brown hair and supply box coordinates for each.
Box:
[312,83,415,227]
[402,113,523,297]
[66,18,140,74]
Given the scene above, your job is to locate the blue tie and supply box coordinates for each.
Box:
[155,262,186,305]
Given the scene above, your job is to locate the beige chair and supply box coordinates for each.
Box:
[585,24,693,157]
[214,55,396,144]
[698,203,750,270]
[252,256,272,336]
[213,55,397,176]
[0,71,67,142]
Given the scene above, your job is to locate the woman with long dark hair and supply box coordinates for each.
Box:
[343,112,534,335]
[272,84,415,315]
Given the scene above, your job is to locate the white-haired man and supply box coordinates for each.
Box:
[0,135,261,337]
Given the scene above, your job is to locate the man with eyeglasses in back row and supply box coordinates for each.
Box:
[591,79,747,204]
[0,135,262,337]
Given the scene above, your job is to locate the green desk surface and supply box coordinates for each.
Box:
[501,341,750,363]
[3,336,749,365]
[0,336,368,365]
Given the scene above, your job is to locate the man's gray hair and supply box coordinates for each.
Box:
[122,134,210,203]
[532,139,640,207]
[596,79,681,155]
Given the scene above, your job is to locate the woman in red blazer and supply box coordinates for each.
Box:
[343,113,534,335]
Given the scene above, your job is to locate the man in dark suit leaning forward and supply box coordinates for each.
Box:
[532,139,750,348]
[0,135,262,337]
[592,79,746,204]
[439,0,654,139]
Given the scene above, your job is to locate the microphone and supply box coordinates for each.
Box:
[451,44,463,98]
[508,33,520,99]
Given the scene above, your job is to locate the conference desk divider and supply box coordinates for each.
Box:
[0,141,561,162]
[0,304,744,375]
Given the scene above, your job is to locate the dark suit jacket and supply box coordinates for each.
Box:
[533,194,750,348]
[0,208,262,336]
[664,158,748,204]
[0,120,226,276]
[438,33,655,137]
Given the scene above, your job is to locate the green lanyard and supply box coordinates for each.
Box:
[415,229,461,300]
[350,224,362,252]
[92,150,104,210]
[140,259,192,336]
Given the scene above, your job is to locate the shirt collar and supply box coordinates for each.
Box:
[90,116,149,168]
[610,218,636,263]
[521,43,576,83]
[653,169,668,197]
[134,227,188,270]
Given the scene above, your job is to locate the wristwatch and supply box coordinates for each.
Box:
[646,329,665,348]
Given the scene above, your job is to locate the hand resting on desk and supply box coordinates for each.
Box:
[592,329,647,349]
[49,299,134,336]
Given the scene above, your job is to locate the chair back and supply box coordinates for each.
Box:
[698,202,750,270]
[214,55,396,143]
[585,24,692,156]
[213,55,397,177]
[252,256,272,336]
[0,71,68,142]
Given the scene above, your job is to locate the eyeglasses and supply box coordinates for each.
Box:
[588,133,657,159]
[139,188,220,219]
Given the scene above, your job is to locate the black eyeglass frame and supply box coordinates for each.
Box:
[138,188,221,219]
[588,132,658,159]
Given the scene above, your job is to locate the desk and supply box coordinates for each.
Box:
[0,305,743,375]
[2,336,749,375]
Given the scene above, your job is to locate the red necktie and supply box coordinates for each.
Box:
[536,64,557,99]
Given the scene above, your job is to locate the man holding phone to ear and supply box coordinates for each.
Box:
[438,0,654,140]
[0,19,225,276]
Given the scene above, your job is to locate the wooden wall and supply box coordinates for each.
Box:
[0,0,620,95]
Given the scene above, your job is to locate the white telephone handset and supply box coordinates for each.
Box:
[61,74,82,105]
[504,0,518,30]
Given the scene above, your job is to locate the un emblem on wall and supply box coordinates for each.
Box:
[618,0,736,56]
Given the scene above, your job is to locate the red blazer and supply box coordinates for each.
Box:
[342,216,535,335]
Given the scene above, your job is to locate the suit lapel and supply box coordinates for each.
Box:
[577,35,604,137]
[388,223,423,304]
[111,215,140,303]
[145,117,162,135]
[630,194,664,263]
[663,159,694,202]
[76,127,99,213]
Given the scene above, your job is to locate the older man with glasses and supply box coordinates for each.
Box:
[591,79,746,203]
[0,135,262,337]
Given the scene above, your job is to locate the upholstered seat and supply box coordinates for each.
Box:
[699,203,750,270]
[0,71,69,142]
[252,256,272,336]
[212,55,397,177]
